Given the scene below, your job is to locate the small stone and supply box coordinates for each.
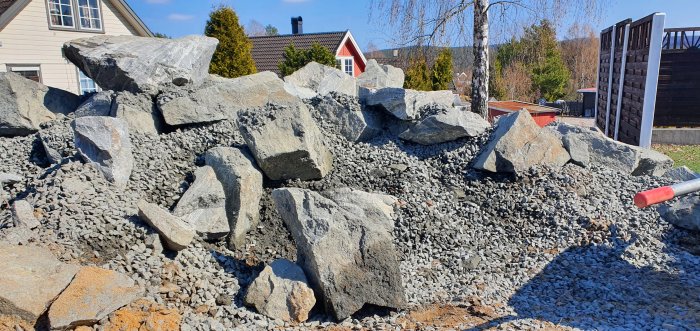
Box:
[11,200,40,229]
[137,200,196,251]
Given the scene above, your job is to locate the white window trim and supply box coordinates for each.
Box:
[76,0,103,31]
[7,64,42,83]
[47,0,75,29]
[45,0,104,33]
[337,56,354,76]
[77,69,99,95]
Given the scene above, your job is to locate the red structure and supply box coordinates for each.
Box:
[488,101,559,127]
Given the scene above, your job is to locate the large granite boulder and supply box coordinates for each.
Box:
[272,187,405,320]
[110,91,162,135]
[664,166,699,182]
[73,116,134,187]
[244,259,316,323]
[549,122,673,176]
[137,200,196,251]
[365,88,454,120]
[284,62,357,97]
[0,72,79,136]
[74,90,114,117]
[48,266,142,330]
[157,72,299,126]
[658,195,700,231]
[0,245,79,324]
[204,147,263,248]
[399,107,491,145]
[474,110,570,173]
[63,35,218,95]
[314,94,383,142]
[240,103,333,181]
[172,166,229,240]
[357,59,404,89]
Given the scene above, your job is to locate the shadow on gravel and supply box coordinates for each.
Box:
[467,239,700,330]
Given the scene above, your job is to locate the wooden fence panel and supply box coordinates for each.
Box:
[655,28,700,127]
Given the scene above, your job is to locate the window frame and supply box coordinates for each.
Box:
[6,64,43,83]
[336,56,354,76]
[76,69,99,95]
[45,0,105,34]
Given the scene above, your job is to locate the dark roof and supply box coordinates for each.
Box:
[0,0,16,17]
[250,31,347,75]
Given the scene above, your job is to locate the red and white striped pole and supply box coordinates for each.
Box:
[634,178,700,208]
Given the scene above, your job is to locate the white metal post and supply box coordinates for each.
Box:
[639,13,666,148]
[614,23,631,141]
[605,25,617,137]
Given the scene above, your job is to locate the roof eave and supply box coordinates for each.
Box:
[0,0,30,31]
[335,30,367,65]
[111,0,153,37]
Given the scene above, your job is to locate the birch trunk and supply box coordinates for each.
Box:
[472,0,490,118]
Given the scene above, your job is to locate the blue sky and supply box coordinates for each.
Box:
[127,0,700,50]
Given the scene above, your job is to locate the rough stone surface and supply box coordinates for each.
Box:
[0,245,79,324]
[313,93,383,142]
[172,166,229,240]
[664,166,699,182]
[550,122,673,176]
[74,91,114,118]
[240,103,333,181]
[272,187,405,320]
[244,259,316,323]
[0,72,79,136]
[11,200,40,229]
[357,59,404,89]
[137,200,196,251]
[658,195,700,231]
[110,91,161,135]
[158,72,300,126]
[204,147,263,248]
[474,110,570,173]
[73,116,134,187]
[399,108,491,145]
[63,35,218,95]
[365,88,455,121]
[48,266,143,330]
[284,62,357,97]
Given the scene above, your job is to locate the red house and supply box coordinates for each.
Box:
[488,101,559,127]
[250,17,367,77]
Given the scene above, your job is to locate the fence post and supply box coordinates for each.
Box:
[614,23,631,141]
[604,25,617,137]
[639,13,666,148]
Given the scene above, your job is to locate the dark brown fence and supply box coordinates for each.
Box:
[655,28,700,127]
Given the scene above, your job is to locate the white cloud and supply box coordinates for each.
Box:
[145,0,171,4]
[168,13,194,21]
[282,0,310,3]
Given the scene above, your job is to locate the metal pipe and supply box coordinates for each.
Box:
[634,178,700,208]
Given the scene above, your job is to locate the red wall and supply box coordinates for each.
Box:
[488,109,557,127]
[337,39,365,77]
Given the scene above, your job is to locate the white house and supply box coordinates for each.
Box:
[0,0,152,95]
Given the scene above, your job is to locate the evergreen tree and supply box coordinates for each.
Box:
[404,56,431,91]
[265,24,279,36]
[153,32,170,39]
[431,48,453,90]
[489,57,506,100]
[523,20,570,101]
[205,6,256,78]
[278,42,337,76]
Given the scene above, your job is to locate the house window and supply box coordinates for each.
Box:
[47,0,74,28]
[77,0,102,30]
[7,65,42,83]
[337,57,353,76]
[46,0,103,32]
[78,70,98,95]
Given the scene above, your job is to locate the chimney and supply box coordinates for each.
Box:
[291,16,303,35]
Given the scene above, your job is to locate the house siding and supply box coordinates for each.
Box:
[337,39,365,77]
[0,0,139,94]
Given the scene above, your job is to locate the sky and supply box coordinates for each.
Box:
[127,0,700,50]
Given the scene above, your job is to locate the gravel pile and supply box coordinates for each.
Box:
[1,102,699,330]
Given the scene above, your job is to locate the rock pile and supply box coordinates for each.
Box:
[0,34,698,331]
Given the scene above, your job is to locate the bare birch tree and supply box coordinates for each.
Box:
[370,0,602,118]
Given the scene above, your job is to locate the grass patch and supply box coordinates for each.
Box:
[653,144,700,173]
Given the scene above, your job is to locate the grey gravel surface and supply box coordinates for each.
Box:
[1,108,699,330]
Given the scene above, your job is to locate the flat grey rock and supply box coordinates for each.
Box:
[173,166,229,240]
[0,72,79,136]
[399,107,490,145]
[315,94,383,142]
[664,166,699,182]
[73,116,134,187]
[74,91,114,118]
[474,110,570,173]
[357,59,404,89]
[272,187,405,320]
[240,102,333,181]
[284,62,357,97]
[63,35,218,95]
[658,195,700,231]
[137,200,196,251]
[12,200,40,229]
[205,147,263,248]
[110,91,162,135]
[244,259,316,323]
[365,88,454,121]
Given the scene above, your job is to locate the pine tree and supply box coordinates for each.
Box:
[278,42,337,76]
[431,48,453,90]
[404,56,431,91]
[524,20,570,101]
[265,24,279,36]
[205,6,256,78]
